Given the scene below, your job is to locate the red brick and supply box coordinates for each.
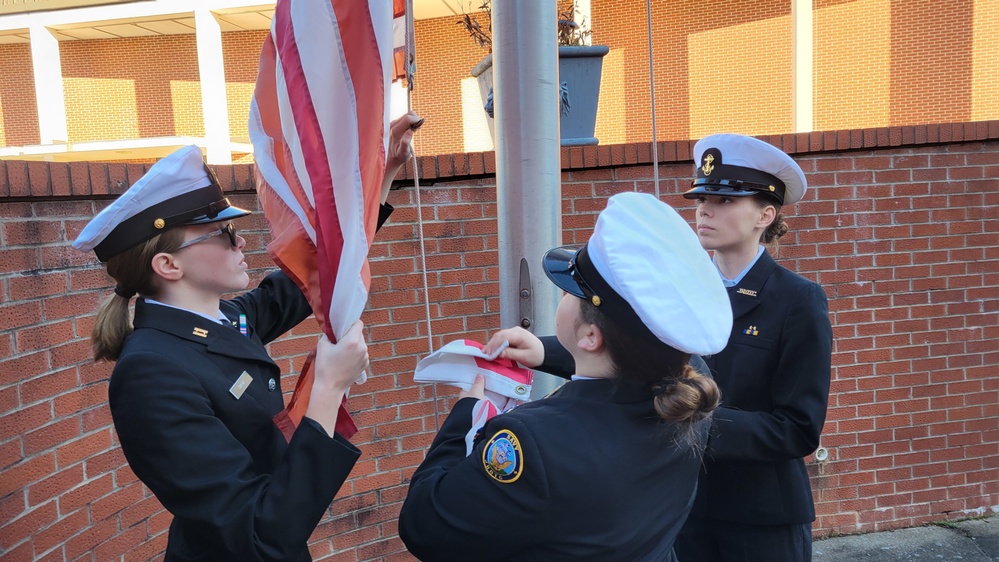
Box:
[0,501,58,553]
[64,511,118,560]
[6,160,29,197]
[88,163,110,195]
[57,428,113,469]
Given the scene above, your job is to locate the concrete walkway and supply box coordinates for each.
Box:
[813,516,998,561]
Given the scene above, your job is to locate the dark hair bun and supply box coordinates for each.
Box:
[652,365,720,424]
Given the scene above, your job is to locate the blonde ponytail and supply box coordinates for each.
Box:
[92,294,133,361]
[92,229,184,361]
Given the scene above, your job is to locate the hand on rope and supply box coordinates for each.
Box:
[387,111,424,169]
[382,111,424,204]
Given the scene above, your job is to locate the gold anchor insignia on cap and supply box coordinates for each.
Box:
[701,153,715,176]
[153,218,165,229]
[192,327,209,338]
[204,163,221,186]
[736,288,757,297]
[743,325,759,336]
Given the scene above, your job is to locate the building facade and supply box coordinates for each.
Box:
[0,0,996,161]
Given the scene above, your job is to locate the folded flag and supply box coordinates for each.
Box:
[464,399,498,456]
[414,339,534,414]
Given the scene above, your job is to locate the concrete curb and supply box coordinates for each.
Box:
[813,516,998,561]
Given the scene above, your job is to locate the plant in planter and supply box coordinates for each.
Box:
[459,0,609,146]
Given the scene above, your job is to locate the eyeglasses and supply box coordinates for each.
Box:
[176,223,238,250]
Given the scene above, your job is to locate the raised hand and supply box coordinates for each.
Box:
[386,111,423,171]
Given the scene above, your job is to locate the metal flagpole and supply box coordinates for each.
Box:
[492,0,563,398]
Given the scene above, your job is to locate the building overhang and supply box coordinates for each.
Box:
[0,137,252,162]
[0,0,133,16]
[0,0,478,43]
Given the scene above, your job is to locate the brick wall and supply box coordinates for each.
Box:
[0,122,997,560]
[60,34,204,142]
[408,14,495,155]
[412,0,999,150]
[222,30,269,141]
[0,43,39,147]
[592,0,793,142]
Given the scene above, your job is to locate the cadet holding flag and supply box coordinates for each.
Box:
[400,192,733,562]
[71,111,417,561]
[674,134,833,562]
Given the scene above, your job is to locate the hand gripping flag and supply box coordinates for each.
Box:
[249,0,404,441]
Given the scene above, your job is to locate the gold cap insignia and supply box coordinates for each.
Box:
[204,163,221,187]
[769,185,776,192]
[701,153,715,176]
[154,218,165,229]
[591,295,602,306]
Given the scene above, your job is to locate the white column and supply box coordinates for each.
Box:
[194,8,232,164]
[792,0,813,133]
[29,25,68,145]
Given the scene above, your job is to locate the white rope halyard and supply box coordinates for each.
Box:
[403,0,441,432]
[645,0,661,200]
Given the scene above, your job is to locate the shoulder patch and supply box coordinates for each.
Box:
[482,429,523,483]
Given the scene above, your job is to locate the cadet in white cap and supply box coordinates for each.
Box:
[400,192,732,562]
[72,112,421,562]
[674,133,833,562]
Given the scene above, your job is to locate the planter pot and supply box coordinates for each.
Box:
[471,45,609,147]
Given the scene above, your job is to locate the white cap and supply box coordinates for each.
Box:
[683,133,807,206]
[72,145,250,261]
[542,192,732,356]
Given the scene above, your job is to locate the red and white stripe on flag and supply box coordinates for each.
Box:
[249,0,399,441]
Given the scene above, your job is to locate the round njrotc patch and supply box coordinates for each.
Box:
[482,429,523,483]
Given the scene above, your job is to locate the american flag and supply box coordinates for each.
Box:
[249,0,407,440]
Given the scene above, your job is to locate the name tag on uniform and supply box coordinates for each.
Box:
[230,371,253,399]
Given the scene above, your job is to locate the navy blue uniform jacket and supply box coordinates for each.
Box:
[109,205,392,561]
[691,250,832,525]
[399,367,706,561]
